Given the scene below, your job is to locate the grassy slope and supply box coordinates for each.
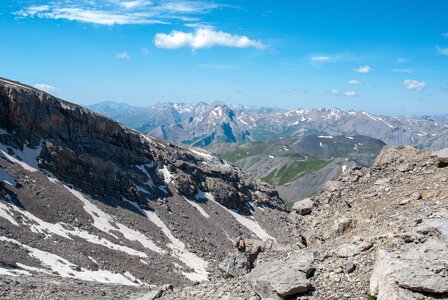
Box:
[262,159,331,186]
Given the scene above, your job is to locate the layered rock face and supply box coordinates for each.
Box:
[0,78,294,299]
[0,78,284,212]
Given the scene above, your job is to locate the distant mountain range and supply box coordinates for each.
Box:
[88,101,448,150]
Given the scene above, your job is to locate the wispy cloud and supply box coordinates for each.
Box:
[14,1,223,25]
[15,5,163,25]
[403,79,425,91]
[117,0,153,10]
[154,26,264,50]
[308,53,359,64]
[442,33,448,39]
[310,55,331,62]
[395,57,409,64]
[116,52,130,59]
[436,46,448,56]
[140,47,150,55]
[279,61,303,67]
[392,68,414,73]
[154,1,220,13]
[347,80,362,85]
[353,65,371,73]
[330,88,357,97]
[34,83,56,93]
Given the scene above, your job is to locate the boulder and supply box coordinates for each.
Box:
[218,252,252,278]
[370,220,448,299]
[247,252,314,299]
[292,198,314,215]
[373,146,434,169]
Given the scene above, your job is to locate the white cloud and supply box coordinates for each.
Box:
[403,79,425,91]
[392,68,414,73]
[155,1,220,13]
[347,80,362,85]
[117,1,152,10]
[310,56,331,62]
[116,52,130,59]
[16,6,163,25]
[14,1,222,25]
[436,46,448,56]
[353,65,371,73]
[34,83,56,93]
[442,33,448,39]
[154,26,264,50]
[330,89,357,97]
[330,88,339,95]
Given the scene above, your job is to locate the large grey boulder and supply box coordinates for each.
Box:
[292,198,314,215]
[218,252,252,278]
[247,252,314,299]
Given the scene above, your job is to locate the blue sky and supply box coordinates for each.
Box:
[1,0,447,115]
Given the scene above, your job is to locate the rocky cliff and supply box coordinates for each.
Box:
[0,78,294,299]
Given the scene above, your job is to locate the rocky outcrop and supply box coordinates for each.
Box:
[163,146,448,299]
[0,78,294,298]
[370,217,448,299]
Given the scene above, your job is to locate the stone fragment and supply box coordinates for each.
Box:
[332,217,352,236]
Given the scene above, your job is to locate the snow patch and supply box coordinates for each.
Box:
[318,136,333,139]
[239,118,249,125]
[0,267,31,277]
[123,199,209,282]
[159,165,173,183]
[0,236,138,286]
[65,187,164,254]
[342,165,347,172]
[184,196,210,219]
[0,193,149,258]
[136,163,156,193]
[204,192,275,242]
[0,143,42,172]
[191,149,215,161]
[0,200,19,226]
